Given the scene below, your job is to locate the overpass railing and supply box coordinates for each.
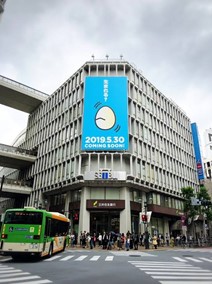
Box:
[0,143,37,157]
[0,74,49,99]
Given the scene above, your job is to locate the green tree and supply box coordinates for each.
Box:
[197,186,212,221]
[181,186,198,218]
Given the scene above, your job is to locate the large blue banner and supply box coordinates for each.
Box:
[81,77,128,151]
[191,123,205,180]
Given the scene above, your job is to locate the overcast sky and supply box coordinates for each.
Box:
[0,0,211,149]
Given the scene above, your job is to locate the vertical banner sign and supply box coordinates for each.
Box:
[82,77,128,151]
[191,123,205,180]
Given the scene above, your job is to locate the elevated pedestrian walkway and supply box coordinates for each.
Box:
[0,74,48,113]
[0,143,37,169]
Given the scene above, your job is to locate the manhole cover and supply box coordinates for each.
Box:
[182,255,193,257]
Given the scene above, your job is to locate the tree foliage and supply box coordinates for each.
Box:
[181,186,212,221]
[181,186,198,218]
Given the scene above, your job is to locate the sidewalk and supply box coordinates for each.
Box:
[66,244,179,252]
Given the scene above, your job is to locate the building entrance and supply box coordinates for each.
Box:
[90,211,120,234]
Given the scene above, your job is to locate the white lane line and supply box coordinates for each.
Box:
[59,255,75,261]
[74,255,88,261]
[105,256,114,261]
[90,256,101,261]
[172,257,188,262]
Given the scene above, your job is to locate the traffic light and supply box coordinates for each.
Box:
[141,214,147,222]
[73,213,79,221]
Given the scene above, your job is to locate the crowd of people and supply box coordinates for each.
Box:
[66,231,190,250]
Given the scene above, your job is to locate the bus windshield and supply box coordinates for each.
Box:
[4,211,43,225]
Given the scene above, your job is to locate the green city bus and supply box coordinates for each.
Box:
[0,207,70,259]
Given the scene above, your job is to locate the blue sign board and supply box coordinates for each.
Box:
[191,123,205,180]
[82,77,128,151]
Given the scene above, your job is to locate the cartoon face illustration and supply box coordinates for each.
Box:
[95,106,116,130]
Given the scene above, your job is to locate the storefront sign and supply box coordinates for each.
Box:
[87,200,125,210]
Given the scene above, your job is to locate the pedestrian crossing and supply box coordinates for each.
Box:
[44,254,114,262]
[129,260,212,283]
[173,256,212,263]
[0,263,52,283]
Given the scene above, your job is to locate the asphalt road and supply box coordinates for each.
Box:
[0,247,212,284]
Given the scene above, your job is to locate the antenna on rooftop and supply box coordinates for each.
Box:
[120,54,123,60]
[91,54,95,61]
[105,54,109,60]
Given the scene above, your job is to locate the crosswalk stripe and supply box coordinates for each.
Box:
[185,257,202,262]
[0,269,22,274]
[0,258,11,262]
[172,257,188,262]
[90,256,101,261]
[0,275,41,283]
[0,272,30,278]
[44,255,61,261]
[160,280,211,284]
[139,268,207,271]
[199,257,212,262]
[15,280,52,284]
[59,256,74,261]
[146,272,212,275]
[105,256,114,261]
[152,276,212,279]
[74,255,88,261]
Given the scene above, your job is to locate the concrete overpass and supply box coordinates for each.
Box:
[0,74,48,113]
[0,75,45,198]
[0,143,37,169]
[0,176,32,198]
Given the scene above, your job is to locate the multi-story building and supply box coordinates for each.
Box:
[0,60,200,238]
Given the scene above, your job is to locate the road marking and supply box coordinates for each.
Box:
[44,255,62,261]
[0,269,22,274]
[147,272,212,275]
[0,272,30,278]
[160,282,212,284]
[59,255,75,261]
[199,257,212,262]
[172,257,188,262]
[0,258,11,262]
[74,255,88,261]
[0,275,41,283]
[105,256,114,261]
[90,256,101,261]
[185,257,202,262]
[17,281,52,284]
[153,276,212,279]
